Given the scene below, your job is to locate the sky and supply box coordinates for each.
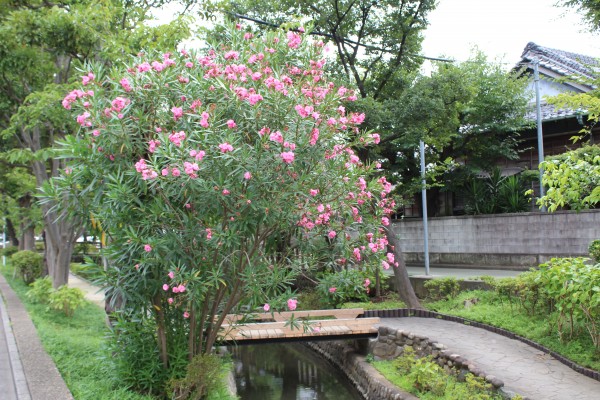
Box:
[421,0,600,68]
[153,0,600,68]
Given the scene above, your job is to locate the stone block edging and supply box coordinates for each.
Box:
[371,325,504,390]
[362,308,600,383]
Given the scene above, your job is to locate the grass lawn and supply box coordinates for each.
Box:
[1,263,234,400]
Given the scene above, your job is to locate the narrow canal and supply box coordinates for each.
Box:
[231,343,363,400]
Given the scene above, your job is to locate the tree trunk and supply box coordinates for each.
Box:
[18,194,35,251]
[6,218,19,247]
[384,225,423,309]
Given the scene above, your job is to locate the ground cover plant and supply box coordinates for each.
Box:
[44,23,397,396]
[371,346,513,399]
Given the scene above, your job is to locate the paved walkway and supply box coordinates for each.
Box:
[0,274,73,400]
[67,273,105,309]
[379,318,600,400]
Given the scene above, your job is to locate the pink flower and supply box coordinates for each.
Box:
[120,78,132,92]
[64,168,72,175]
[328,231,337,239]
[381,216,390,226]
[171,106,183,121]
[224,51,239,60]
[169,131,186,147]
[371,133,381,144]
[248,93,263,105]
[205,228,212,239]
[168,271,174,279]
[329,287,337,293]
[171,168,181,177]
[287,298,298,311]
[222,189,230,195]
[263,303,270,312]
[364,278,371,288]
[280,151,295,164]
[183,311,190,318]
[309,189,318,196]
[162,284,169,291]
[168,298,174,304]
[387,252,395,264]
[382,260,390,270]
[177,284,186,293]
[226,119,237,128]
[287,31,302,48]
[269,131,284,143]
[144,244,152,252]
[219,143,234,153]
[148,140,160,153]
[244,171,252,180]
[353,247,361,261]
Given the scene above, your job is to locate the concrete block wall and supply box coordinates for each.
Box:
[393,210,600,268]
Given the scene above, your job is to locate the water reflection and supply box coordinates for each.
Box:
[231,343,363,400]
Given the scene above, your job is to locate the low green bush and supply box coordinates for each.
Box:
[0,245,19,257]
[424,277,462,301]
[48,286,85,317]
[11,250,43,284]
[316,268,373,308]
[589,240,600,263]
[168,353,223,400]
[26,277,53,304]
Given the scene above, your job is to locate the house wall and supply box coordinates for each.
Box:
[392,209,600,269]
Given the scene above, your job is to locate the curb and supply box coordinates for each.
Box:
[363,308,600,383]
[0,274,73,400]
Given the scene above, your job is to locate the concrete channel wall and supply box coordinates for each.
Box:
[392,209,600,269]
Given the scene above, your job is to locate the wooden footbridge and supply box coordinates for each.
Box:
[219,308,379,344]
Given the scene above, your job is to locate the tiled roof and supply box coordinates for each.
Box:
[517,42,597,83]
[524,102,582,122]
[517,42,597,123]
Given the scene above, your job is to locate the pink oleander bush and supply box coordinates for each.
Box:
[49,23,398,395]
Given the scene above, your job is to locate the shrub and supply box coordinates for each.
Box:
[26,277,54,303]
[48,286,85,317]
[167,354,223,400]
[424,277,461,300]
[317,269,373,308]
[0,245,19,257]
[589,239,600,263]
[11,250,43,284]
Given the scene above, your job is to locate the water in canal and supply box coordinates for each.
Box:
[231,343,363,400]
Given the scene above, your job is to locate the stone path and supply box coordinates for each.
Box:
[67,273,104,309]
[379,318,600,400]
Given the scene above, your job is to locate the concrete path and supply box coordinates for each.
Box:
[0,274,73,400]
[380,317,600,400]
[405,265,522,279]
[67,273,105,309]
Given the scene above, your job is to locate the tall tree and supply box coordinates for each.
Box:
[0,0,191,287]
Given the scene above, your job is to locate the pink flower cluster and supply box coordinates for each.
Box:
[62,89,93,110]
[135,159,158,180]
[81,72,95,86]
[169,131,186,147]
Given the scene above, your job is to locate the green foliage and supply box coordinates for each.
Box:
[374,346,506,399]
[70,257,104,282]
[168,354,224,400]
[26,276,53,304]
[106,313,171,396]
[47,23,397,395]
[536,258,600,348]
[317,269,373,308]
[47,286,85,317]
[537,145,600,212]
[463,168,532,215]
[10,250,42,284]
[0,245,19,257]
[589,240,600,262]
[424,277,462,301]
[392,345,416,375]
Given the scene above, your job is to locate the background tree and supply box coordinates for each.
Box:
[559,0,600,31]
[0,0,191,287]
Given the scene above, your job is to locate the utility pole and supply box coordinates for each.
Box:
[420,140,430,275]
[533,59,547,212]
